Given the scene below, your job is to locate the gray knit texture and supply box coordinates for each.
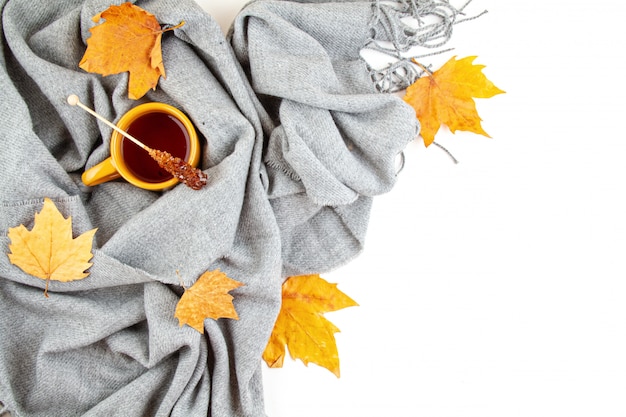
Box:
[0,0,417,415]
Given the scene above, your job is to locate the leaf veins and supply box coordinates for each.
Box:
[263,274,358,377]
[79,2,184,100]
[404,55,505,146]
[174,269,243,333]
[7,198,97,297]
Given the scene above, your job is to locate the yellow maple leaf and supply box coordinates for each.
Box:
[174,270,244,333]
[7,198,97,297]
[79,2,184,100]
[404,55,505,147]
[263,274,358,377]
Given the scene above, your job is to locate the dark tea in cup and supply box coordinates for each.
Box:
[81,102,201,191]
[123,112,191,183]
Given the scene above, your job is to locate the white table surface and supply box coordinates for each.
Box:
[196,1,626,416]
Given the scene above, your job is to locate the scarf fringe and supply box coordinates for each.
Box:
[364,0,487,92]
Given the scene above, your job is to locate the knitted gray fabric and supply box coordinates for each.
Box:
[0,0,417,416]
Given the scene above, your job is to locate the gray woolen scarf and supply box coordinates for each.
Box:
[0,0,420,415]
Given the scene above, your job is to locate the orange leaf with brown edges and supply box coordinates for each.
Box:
[7,198,97,297]
[174,270,243,333]
[404,55,505,147]
[263,274,358,377]
[79,2,184,100]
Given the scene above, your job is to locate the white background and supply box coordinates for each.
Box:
[197,0,626,416]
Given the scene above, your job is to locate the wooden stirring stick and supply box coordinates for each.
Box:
[67,95,207,190]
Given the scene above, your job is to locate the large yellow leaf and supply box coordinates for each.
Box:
[79,2,184,100]
[404,55,505,146]
[7,198,97,297]
[174,270,244,333]
[263,274,358,377]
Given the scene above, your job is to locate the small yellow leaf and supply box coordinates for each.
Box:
[174,270,244,333]
[79,2,184,100]
[404,55,505,146]
[262,274,358,377]
[7,198,97,297]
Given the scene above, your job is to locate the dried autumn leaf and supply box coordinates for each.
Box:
[174,270,244,333]
[404,55,505,147]
[79,2,184,100]
[263,274,358,377]
[7,198,97,297]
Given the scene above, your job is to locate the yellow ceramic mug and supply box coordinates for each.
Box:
[82,102,200,191]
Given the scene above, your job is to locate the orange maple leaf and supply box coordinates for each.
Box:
[404,55,505,147]
[263,274,358,377]
[7,198,97,297]
[174,270,244,333]
[79,2,184,100]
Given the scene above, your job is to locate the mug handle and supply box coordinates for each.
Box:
[82,157,121,186]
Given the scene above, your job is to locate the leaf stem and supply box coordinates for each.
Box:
[161,21,185,33]
[411,58,433,78]
[176,269,187,290]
